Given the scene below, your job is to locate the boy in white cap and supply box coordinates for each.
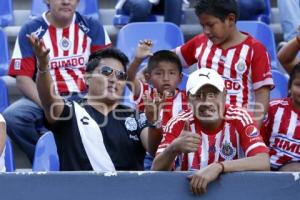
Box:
[152,68,270,195]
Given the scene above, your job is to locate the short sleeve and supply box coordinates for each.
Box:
[175,35,200,67]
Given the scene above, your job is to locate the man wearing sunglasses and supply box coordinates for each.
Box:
[28,33,155,171]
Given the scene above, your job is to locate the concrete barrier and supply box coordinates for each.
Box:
[0,171,299,200]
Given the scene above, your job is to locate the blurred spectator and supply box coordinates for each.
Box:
[174,0,274,128]
[278,0,300,42]
[29,36,154,171]
[0,114,6,172]
[261,63,300,172]
[115,0,190,26]
[238,0,267,22]
[3,0,111,163]
[152,68,270,195]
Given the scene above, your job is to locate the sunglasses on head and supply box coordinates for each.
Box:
[99,66,127,81]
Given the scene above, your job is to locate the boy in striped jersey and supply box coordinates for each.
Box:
[261,64,300,171]
[174,0,274,128]
[152,68,270,195]
[127,40,188,168]
[3,0,111,162]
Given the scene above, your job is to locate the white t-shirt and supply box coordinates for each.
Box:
[0,114,6,172]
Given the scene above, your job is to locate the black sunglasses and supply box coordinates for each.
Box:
[99,66,127,81]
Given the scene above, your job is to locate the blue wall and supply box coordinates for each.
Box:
[0,171,299,200]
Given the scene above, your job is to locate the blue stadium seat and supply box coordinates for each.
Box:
[0,28,10,75]
[0,78,9,113]
[116,22,186,107]
[0,0,14,27]
[4,138,15,172]
[238,0,271,24]
[237,21,278,69]
[270,70,289,100]
[30,0,100,20]
[32,131,59,171]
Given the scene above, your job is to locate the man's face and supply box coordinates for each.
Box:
[87,58,127,104]
[291,73,300,108]
[47,0,79,21]
[149,61,182,95]
[198,13,233,45]
[189,84,226,124]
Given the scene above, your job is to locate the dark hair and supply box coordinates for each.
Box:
[288,63,300,90]
[147,50,182,73]
[86,48,129,73]
[194,0,239,22]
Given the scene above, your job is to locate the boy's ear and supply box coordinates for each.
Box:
[227,13,237,25]
[144,72,151,83]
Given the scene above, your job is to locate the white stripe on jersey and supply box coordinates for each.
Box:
[211,48,222,71]
[12,38,21,59]
[200,133,209,169]
[188,124,196,170]
[59,68,80,93]
[226,109,253,127]
[56,28,63,57]
[270,107,284,145]
[287,111,297,138]
[200,40,213,68]
[68,21,75,55]
[245,142,266,156]
[175,47,188,67]
[172,92,183,117]
[214,131,223,162]
[195,44,203,61]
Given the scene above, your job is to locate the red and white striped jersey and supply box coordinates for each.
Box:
[261,98,300,169]
[9,12,111,95]
[134,81,189,126]
[157,105,268,171]
[175,33,274,107]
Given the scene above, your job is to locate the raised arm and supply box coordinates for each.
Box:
[277,34,300,73]
[127,40,153,97]
[27,34,64,124]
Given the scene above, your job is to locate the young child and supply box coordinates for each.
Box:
[174,0,274,128]
[127,40,188,167]
[0,114,6,172]
[261,63,300,171]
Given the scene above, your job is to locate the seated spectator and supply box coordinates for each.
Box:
[127,40,189,168]
[152,68,270,195]
[115,0,189,26]
[174,0,274,128]
[0,114,6,172]
[277,29,300,73]
[28,33,157,171]
[238,0,266,21]
[261,63,300,171]
[3,0,111,162]
[277,0,300,42]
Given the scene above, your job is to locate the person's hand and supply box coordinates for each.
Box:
[187,163,223,195]
[135,39,153,60]
[170,121,201,154]
[27,33,50,70]
[143,88,165,125]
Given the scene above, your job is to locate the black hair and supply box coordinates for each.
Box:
[288,63,300,90]
[86,48,129,73]
[147,50,182,73]
[194,0,239,22]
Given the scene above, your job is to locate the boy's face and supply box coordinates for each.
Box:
[290,73,300,108]
[149,61,182,95]
[198,13,233,45]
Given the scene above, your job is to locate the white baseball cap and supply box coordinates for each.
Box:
[186,68,225,95]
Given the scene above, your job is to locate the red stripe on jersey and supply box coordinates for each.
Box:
[82,34,87,53]
[62,27,69,56]
[217,51,226,75]
[197,42,207,68]
[66,68,86,92]
[73,24,79,55]
[276,155,292,166]
[205,45,217,69]
[91,44,112,53]
[49,26,59,57]
[242,48,252,106]
[54,68,68,93]
[229,46,242,105]
[191,151,200,170]
[278,108,291,134]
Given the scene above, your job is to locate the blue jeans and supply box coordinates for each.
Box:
[2,94,84,163]
[278,0,300,41]
[122,0,182,26]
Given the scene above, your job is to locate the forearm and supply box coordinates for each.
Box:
[16,76,42,107]
[222,153,270,172]
[277,37,300,73]
[0,123,6,156]
[36,66,63,123]
[151,144,178,171]
[279,162,300,171]
[127,57,144,82]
